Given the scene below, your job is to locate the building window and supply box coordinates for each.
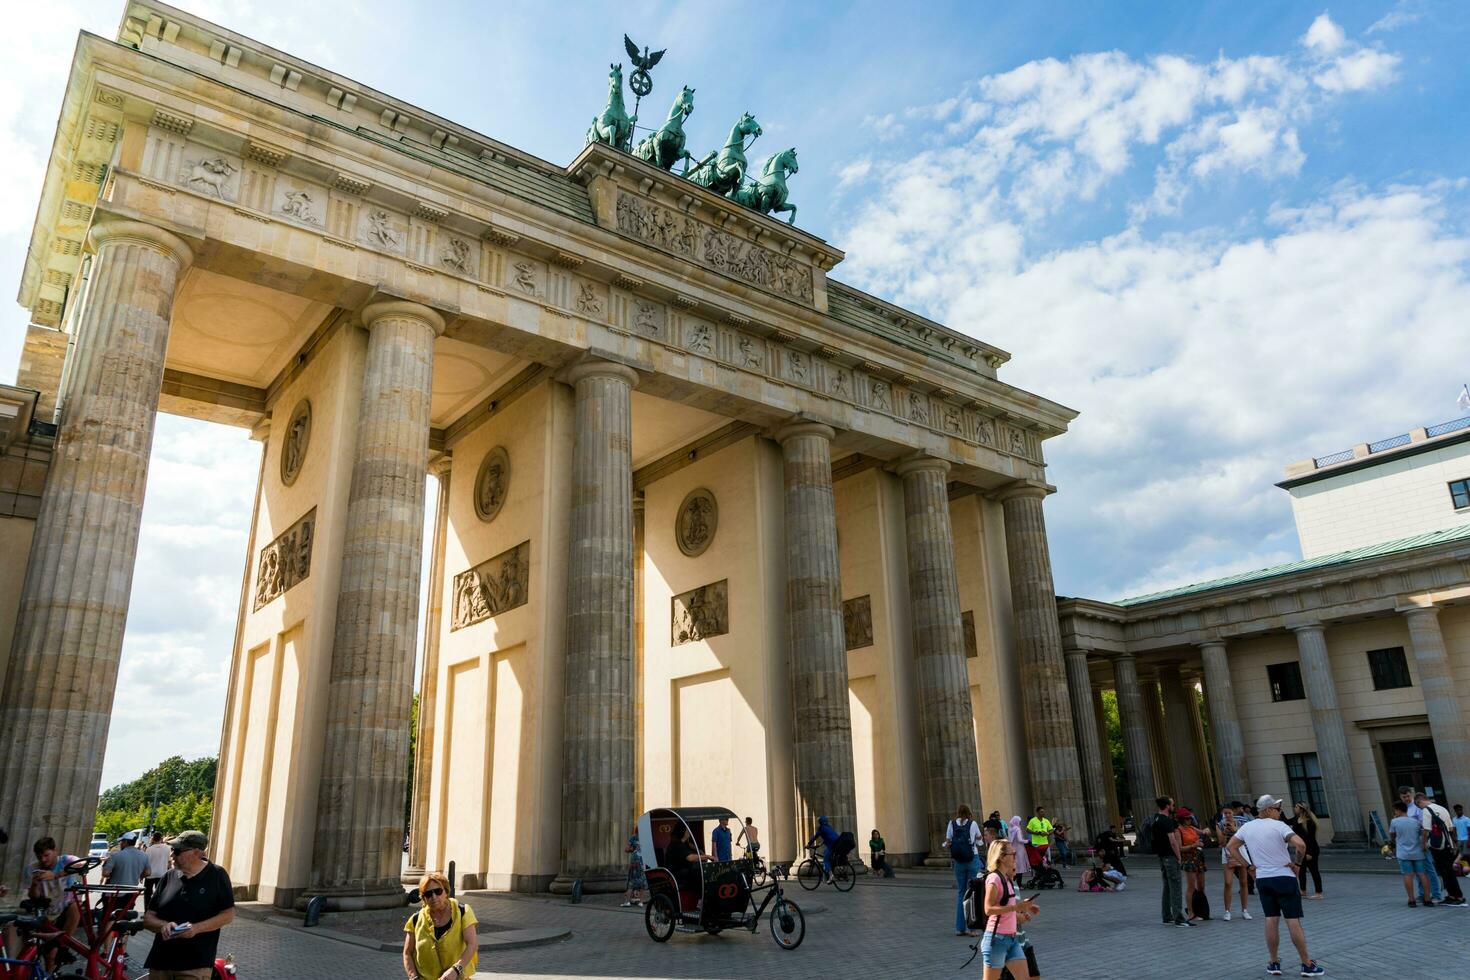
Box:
[1366,647,1412,690]
[1451,479,1470,510]
[1266,661,1306,702]
[1285,752,1329,817]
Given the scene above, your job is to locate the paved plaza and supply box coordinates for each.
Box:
[120,862,1469,979]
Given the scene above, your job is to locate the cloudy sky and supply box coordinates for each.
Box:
[1,1,1466,786]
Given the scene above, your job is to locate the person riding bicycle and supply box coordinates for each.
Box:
[21,836,82,970]
[806,816,841,883]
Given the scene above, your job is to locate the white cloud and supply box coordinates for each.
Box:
[1312,47,1401,92]
[1303,13,1347,54]
[1367,0,1426,34]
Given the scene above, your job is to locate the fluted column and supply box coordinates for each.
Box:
[1403,607,1470,808]
[1093,686,1122,827]
[406,453,453,880]
[1158,662,1207,809]
[1184,672,1218,808]
[777,421,857,840]
[1293,624,1365,843]
[1141,670,1173,798]
[308,300,443,908]
[896,457,981,863]
[1111,653,1158,824]
[554,360,639,893]
[0,220,191,886]
[1198,641,1249,806]
[1064,649,1110,838]
[997,483,1085,833]
[633,492,646,817]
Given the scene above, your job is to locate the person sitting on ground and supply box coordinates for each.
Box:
[869,829,896,878]
[103,831,150,888]
[1094,824,1127,876]
[403,870,477,980]
[806,816,841,882]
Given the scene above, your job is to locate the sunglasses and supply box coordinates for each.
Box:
[423,887,446,898]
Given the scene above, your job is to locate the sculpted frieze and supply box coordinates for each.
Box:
[179,151,240,200]
[254,508,316,610]
[616,191,814,304]
[843,595,873,651]
[676,488,717,557]
[451,540,530,631]
[671,579,728,646]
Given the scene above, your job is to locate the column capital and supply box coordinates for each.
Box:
[1195,638,1228,652]
[88,218,193,269]
[1064,646,1092,663]
[993,479,1055,504]
[428,451,453,479]
[894,454,950,478]
[773,419,836,446]
[1109,649,1137,663]
[1290,621,1326,636]
[361,299,446,337]
[1400,604,1441,624]
[564,357,639,388]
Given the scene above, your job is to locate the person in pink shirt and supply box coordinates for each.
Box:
[978,839,1040,979]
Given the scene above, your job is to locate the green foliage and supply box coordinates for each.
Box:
[94,756,217,838]
[405,693,419,831]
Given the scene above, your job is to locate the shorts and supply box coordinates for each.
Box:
[1398,858,1430,875]
[1256,875,1303,919]
[980,931,1026,967]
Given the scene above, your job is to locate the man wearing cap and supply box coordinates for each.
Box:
[1226,795,1324,978]
[142,830,234,979]
[102,832,150,888]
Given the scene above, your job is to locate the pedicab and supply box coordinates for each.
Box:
[638,806,805,950]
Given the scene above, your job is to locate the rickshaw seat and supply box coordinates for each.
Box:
[678,887,699,913]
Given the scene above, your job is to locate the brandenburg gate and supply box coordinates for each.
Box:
[0,2,1084,908]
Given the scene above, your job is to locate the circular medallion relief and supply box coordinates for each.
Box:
[279,400,312,487]
[676,488,718,557]
[474,446,511,523]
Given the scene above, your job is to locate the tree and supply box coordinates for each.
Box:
[1100,690,1128,819]
[94,756,217,838]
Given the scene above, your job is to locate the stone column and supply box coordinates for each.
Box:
[307,300,443,909]
[1158,662,1207,809]
[997,483,1086,834]
[0,220,191,883]
[1198,641,1249,806]
[633,492,646,817]
[1184,671,1219,808]
[1093,686,1122,828]
[896,457,982,863]
[406,453,452,881]
[1403,607,1470,808]
[554,360,639,893]
[1111,653,1158,824]
[777,421,857,840]
[1141,670,1173,798]
[1064,649,1110,838]
[1293,624,1366,843]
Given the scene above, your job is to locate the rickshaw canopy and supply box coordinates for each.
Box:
[638,806,739,871]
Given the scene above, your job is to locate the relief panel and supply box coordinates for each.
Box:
[253,508,316,610]
[450,540,531,631]
[358,205,408,255]
[177,144,242,201]
[843,595,874,651]
[671,579,729,646]
[272,175,326,228]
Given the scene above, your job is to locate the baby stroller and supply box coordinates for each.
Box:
[1019,846,1064,890]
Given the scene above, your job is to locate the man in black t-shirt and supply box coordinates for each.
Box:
[1152,797,1189,927]
[142,830,234,979]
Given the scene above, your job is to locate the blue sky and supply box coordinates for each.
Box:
[2,1,1467,785]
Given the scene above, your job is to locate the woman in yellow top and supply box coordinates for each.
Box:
[403,871,477,980]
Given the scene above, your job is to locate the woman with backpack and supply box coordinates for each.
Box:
[977,839,1041,979]
[403,871,477,980]
[944,804,983,936]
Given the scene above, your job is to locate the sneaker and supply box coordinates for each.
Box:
[1300,962,1324,977]
[1223,910,1232,921]
[1175,919,1195,927]
[619,901,633,907]
[1423,899,1436,907]
[1407,900,1418,907]
[1242,909,1253,920]
[1267,963,1282,976]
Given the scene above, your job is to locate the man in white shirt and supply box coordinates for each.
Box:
[1225,795,1323,978]
[1401,786,1442,902]
[143,831,172,907]
[1415,792,1466,906]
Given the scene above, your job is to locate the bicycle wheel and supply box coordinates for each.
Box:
[769,896,805,950]
[750,858,770,888]
[644,893,677,942]
[832,862,854,892]
[796,858,822,891]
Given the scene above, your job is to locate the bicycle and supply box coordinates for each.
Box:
[795,843,855,892]
[741,846,771,888]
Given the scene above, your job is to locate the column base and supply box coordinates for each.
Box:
[401,866,426,886]
[922,855,953,869]
[294,880,408,912]
[549,870,626,896]
[1325,831,1369,848]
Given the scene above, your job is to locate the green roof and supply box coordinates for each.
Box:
[1114,522,1470,607]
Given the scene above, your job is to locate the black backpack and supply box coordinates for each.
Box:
[950,819,975,863]
[1425,806,1454,851]
[1135,814,1159,855]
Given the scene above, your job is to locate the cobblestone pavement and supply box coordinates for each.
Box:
[126,863,1470,979]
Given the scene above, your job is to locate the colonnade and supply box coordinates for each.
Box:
[1070,606,1470,845]
[0,216,1093,897]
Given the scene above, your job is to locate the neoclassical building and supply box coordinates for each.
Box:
[0,3,1091,907]
[1059,416,1470,843]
